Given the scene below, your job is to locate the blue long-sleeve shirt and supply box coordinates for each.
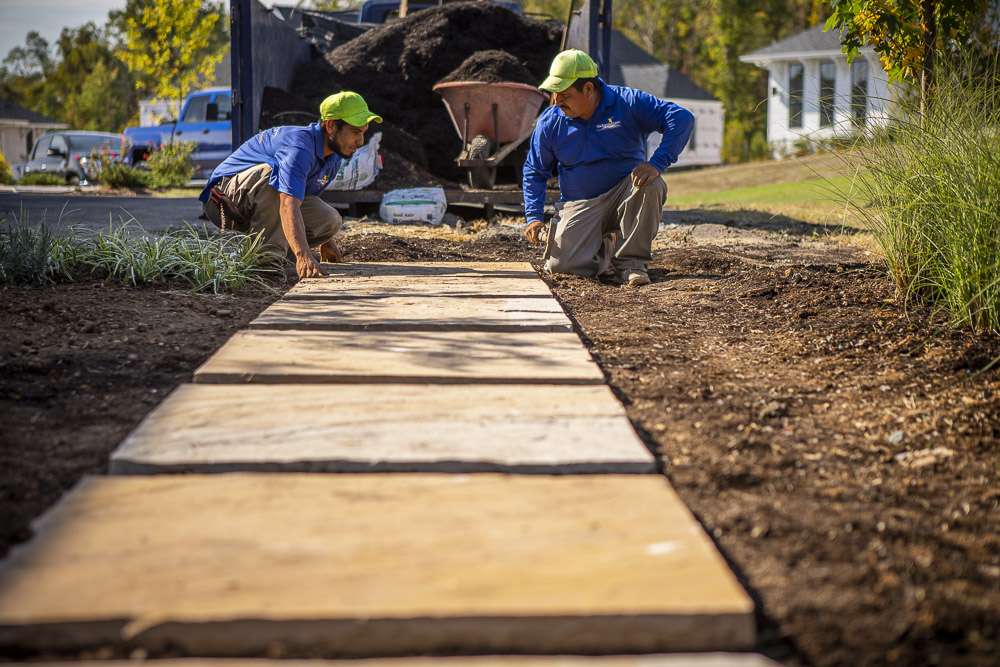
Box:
[522,80,694,221]
[199,122,342,203]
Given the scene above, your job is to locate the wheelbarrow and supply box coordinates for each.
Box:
[432,81,548,189]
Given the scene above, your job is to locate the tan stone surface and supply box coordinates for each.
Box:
[286,274,553,299]
[318,261,538,278]
[16,656,780,666]
[193,330,604,384]
[249,296,572,333]
[109,384,654,474]
[0,475,754,655]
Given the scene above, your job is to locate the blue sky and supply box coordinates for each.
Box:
[0,0,126,62]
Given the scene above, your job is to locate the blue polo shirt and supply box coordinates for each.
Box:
[522,80,694,221]
[199,122,342,203]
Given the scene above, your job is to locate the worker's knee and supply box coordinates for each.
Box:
[545,252,597,277]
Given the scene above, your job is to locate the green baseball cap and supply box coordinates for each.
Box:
[319,91,382,127]
[539,49,599,93]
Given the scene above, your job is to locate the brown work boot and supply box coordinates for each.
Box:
[623,269,651,288]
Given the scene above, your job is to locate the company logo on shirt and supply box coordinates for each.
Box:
[596,116,622,131]
[317,174,330,187]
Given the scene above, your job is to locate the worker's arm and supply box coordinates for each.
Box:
[630,89,695,175]
[279,192,326,278]
[522,119,556,243]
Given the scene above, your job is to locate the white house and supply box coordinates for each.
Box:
[740,24,894,158]
[609,30,725,167]
[0,99,67,168]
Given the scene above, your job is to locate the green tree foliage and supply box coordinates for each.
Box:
[0,25,139,132]
[115,0,227,108]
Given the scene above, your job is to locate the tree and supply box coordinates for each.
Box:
[825,0,991,110]
[116,0,227,109]
[1,25,139,132]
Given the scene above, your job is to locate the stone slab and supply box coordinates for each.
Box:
[285,274,553,299]
[193,330,604,385]
[317,261,539,279]
[109,384,655,474]
[248,296,572,333]
[0,475,755,656]
[14,657,780,666]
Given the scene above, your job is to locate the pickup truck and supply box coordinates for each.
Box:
[124,87,232,179]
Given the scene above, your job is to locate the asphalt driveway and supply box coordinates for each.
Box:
[0,193,205,234]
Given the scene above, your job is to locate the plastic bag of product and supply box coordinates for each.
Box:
[329,132,382,190]
[378,187,447,225]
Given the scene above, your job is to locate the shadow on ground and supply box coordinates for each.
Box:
[664,207,863,237]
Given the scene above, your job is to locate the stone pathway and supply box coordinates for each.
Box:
[0,261,761,662]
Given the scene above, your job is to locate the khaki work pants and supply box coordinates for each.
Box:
[204,163,342,253]
[544,175,666,277]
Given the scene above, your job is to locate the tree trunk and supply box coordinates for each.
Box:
[920,0,937,122]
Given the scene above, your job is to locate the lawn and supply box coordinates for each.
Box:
[666,152,866,229]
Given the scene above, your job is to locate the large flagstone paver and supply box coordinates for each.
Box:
[248,296,572,332]
[193,330,604,384]
[109,384,655,474]
[286,274,553,299]
[318,261,539,278]
[14,656,780,666]
[0,474,754,656]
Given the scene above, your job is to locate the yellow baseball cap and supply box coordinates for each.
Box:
[539,49,599,93]
[319,91,382,127]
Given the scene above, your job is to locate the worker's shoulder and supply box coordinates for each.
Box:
[533,104,564,133]
[607,84,662,106]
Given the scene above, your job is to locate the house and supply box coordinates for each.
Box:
[740,24,894,158]
[0,99,67,167]
[609,30,724,167]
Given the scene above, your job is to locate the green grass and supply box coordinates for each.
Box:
[669,175,856,208]
[1,210,282,293]
[18,172,66,186]
[843,58,1000,334]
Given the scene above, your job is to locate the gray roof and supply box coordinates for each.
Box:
[0,98,62,124]
[741,24,843,61]
[609,30,717,102]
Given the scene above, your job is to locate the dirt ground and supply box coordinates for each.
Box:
[1,214,997,666]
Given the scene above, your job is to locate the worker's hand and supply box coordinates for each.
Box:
[295,252,328,279]
[631,162,661,188]
[524,220,547,244]
[319,239,343,263]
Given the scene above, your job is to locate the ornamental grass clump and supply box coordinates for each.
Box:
[145,141,196,189]
[846,58,1000,334]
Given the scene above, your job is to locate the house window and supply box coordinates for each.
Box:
[819,59,836,127]
[851,59,869,126]
[788,62,804,129]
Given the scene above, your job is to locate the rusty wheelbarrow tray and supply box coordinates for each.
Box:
[432,81,548,189]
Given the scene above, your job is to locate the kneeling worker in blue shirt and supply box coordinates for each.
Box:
[200,91,381,279]
[523,50,694,287]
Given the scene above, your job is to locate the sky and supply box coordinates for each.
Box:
[0,0,126,62]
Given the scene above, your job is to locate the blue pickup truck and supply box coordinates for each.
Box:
[124,87,233,179]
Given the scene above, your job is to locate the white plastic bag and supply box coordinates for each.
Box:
[378,187,447,225]
[330,132,382,191]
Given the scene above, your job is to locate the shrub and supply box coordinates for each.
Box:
[145,141,196,189]
[0,149,13,185]
[94,154,150,189]
[0,216,56,285]
[843,57,1000,334]
[18,172,65,186]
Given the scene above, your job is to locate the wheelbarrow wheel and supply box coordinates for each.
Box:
[467,134,496,190]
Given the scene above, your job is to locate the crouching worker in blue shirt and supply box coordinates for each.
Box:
[523,50,694,287]
[200,91,381,279]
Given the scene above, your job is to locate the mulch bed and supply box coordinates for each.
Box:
[0,282,280,557]
[1,226,997,666]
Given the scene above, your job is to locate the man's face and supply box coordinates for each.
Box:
[552,82,598,119]
[324,120,368,158]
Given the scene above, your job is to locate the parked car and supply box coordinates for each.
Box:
[21,131,125,185]
[124,88,232,179]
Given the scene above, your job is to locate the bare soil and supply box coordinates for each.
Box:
[1,216,997,666]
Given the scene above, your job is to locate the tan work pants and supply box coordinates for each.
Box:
[544,175,666,276]
[205,163,342,252]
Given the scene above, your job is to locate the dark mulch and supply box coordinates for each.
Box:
[438,49,536,85]
[0,282,280,557]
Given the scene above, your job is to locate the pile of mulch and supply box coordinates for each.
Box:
[438,50,536,84]
[292,2,560,179]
